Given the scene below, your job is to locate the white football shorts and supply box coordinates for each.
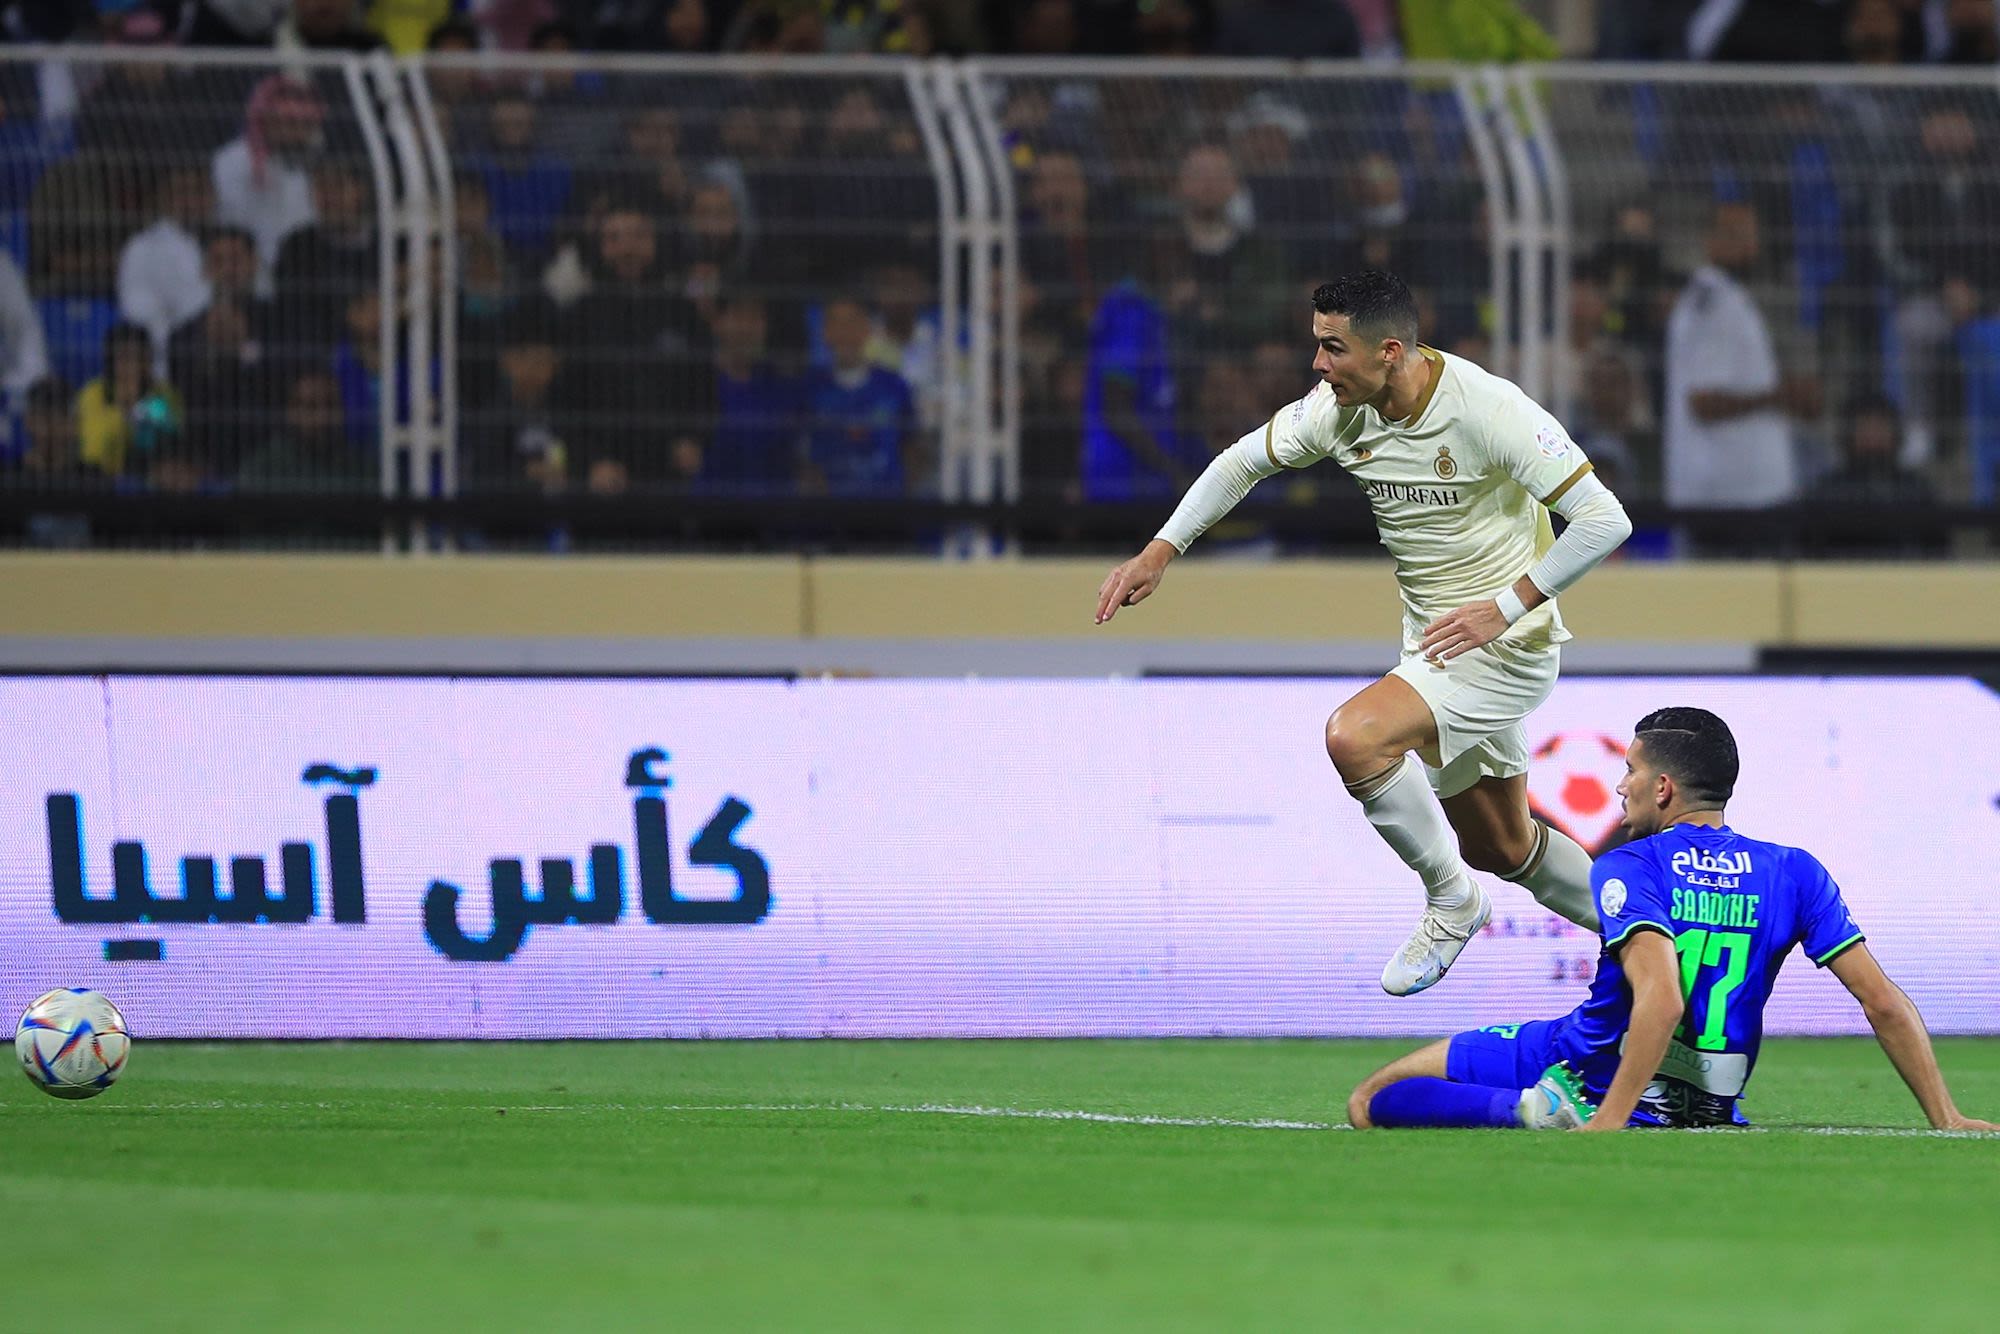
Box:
[1388,638,1560,799]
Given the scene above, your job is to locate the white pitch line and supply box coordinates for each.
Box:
[882,1102,1336,1130]
[27,1100,1995,1138]
[496,1105,1995,1136]
[72,1098,1334,1129]
[504,1101,1340,1130]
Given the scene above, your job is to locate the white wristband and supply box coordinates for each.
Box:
[1495,587,1528,625]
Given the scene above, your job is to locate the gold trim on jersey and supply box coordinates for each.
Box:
[1265,411,1310,469]
[1541,459,1594,506]
[1385,345,1446,428]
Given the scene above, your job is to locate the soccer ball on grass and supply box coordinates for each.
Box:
[16,988,131,1100]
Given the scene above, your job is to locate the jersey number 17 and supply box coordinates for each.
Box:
[1674,928,1750,1052]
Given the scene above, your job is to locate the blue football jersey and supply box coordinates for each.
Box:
[1549,823,1865,1124]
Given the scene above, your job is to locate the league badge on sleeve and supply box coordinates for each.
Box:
[1536,423,1571,460]
[1600,878,1628,916]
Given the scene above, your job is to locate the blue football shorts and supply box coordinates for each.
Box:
[1445,1018,1564,1091]
[1446,1020,1736,1128]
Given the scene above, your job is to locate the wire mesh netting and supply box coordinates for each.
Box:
[981,65,1492,527]
[3,51,1998,555]
[1,52,944,549]
[1540,70,2000,520]
[433,57,940,531]
[0,52,389,545]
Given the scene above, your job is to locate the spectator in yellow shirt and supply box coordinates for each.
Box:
[76,322,183,480]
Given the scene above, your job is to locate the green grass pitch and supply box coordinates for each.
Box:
[5,1038,1998,1331]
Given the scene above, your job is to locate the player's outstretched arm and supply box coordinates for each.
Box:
[1576,929,1682,1132]
[1096,539,1178,624]
[1828,945,2000,1132]
[1093,419,1284,624]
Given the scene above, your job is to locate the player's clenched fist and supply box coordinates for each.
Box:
[1095,539,1177,624]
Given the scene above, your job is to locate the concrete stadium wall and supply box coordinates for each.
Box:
[0,554,1992,673]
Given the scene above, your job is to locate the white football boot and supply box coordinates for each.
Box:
[1380,885,1491,996]
[1517,1062,1595,1130]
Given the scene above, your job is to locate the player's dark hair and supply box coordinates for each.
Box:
[1311,269,1419,346]
[1633,707,1738,809]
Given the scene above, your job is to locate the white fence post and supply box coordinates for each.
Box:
[1456,66,1515,380]
[402,57,457,506]
[368,53,432,548]
[935,62,995,513]
[1511,66,1573,422]
[906,58,965,504]
[1483,65,1547,401]
[342,56,401,507]
[960,61,1020,510]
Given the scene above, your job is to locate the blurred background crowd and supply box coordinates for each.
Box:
[10,0,2000,63]
[3,0,2000,553]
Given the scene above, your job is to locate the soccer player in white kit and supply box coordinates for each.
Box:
[1095,270,1635,995]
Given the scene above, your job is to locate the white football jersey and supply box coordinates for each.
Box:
[1265,347,1594,653]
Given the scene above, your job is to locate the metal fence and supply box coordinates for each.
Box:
[2,49,1997,552]
[966,59,1494,518]
[1536,64,2000,521]
[0,49,396,546]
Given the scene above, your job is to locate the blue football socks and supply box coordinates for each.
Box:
[1367,1076,1519,1128]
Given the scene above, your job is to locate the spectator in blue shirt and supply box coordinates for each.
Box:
[801,295,915,497]
[471,91,573,274]
[1081,278,1189,501]
[711,294,801,494]
[330,286,380,451]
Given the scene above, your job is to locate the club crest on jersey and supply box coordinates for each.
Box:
[1527,730,1630,856]
[1433,446,1457,480]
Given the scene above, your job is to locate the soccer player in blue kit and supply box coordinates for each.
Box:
[1347,707,1998,1132]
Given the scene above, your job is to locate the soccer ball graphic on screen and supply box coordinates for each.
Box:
[15,988,131,1100]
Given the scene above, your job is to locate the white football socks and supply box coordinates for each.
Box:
[1503,821,1601,931]
[1347,756,1478,917]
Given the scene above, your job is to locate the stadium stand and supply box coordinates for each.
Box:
[2,3,1998,556]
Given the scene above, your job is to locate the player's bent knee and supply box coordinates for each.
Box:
[1459,835,1534,876]
[1347,1064,1403,1129]
[1325,709,1397,777]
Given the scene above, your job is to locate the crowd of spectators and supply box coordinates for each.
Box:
[0,0,1415,61]
[0,11,944,527]
[13,1,2000,65]
[1564,61,2000,549]
[2,0,1999,553]
[12,0,2000,64]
